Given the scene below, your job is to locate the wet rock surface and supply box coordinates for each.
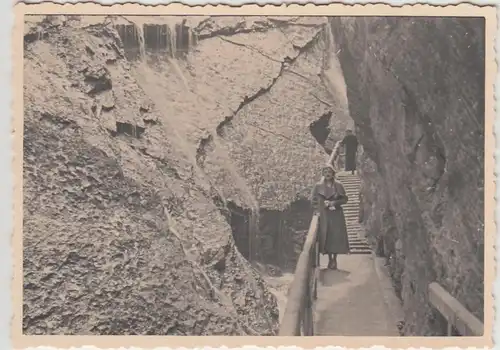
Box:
[23,15,351,335]
[329,17,485,335]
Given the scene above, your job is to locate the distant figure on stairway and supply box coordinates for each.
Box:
[311,164,350,270]
[340,129,359,174]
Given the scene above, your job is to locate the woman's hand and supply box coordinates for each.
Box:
[329,200,339,210]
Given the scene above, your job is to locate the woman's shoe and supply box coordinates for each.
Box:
[331,260,338,270]
[327,260,334,269]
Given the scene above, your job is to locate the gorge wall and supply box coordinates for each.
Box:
[23,15,351,335]
[23,14,485,336]
[329,17,485,335]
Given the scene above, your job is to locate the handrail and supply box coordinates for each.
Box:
[428,282,483,336]
[330,140,343,170]
[278,140,343,336]
[278,215,319,335]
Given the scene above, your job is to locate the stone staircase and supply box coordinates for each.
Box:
[336,172,372,255]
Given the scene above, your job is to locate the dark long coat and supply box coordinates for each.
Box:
[341,134,358,171]
[311,180,350,255]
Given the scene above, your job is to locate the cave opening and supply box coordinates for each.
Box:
[224,201,256,261]
[309,111,332,152]
[258,198,313,272]
[223,197,312,273]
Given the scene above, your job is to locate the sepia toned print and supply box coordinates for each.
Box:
[13,3,495,349]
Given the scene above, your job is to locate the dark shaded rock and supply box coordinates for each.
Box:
[329,17,485,335]
[82,66,112,96]
[114,23,143,61]
[143,24,173,53]
[309,111,332,149]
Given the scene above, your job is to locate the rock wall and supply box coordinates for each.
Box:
[23,15,351,335]
[329,17,485,335]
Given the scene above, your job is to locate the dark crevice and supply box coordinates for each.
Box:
[222,196,312,273]
[24,32,45,45]
[400,82,446,191]
[24,16,65,47]
[309,111,332,151]
[101,104,115,113]
[194,17,324,42]
[137,147,182,180]
[143,118,159,126]
[224,201,254,261]
[39,113,79,131]
[194,21,273,41]
[267,17,327,29]
[216,28,324,137]
[195,134,214,168]
[115,22,195,60]
[218,36,282,63]
[258,198,312,272]
[82,67,113,96]
[111,122,145,139]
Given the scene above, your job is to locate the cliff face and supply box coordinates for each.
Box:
[329,17,485,335]
[23,15,351,335]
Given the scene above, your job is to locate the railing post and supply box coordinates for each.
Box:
[313,240,319,300]
[301,265,314,336]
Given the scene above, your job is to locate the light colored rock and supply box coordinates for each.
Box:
[23,15,350,336]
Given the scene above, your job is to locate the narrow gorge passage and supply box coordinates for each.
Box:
[22,13,488,338]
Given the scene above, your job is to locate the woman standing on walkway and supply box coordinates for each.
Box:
[311,164,350,270]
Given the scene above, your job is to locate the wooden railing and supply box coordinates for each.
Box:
[428,282,483,336]
[278,215,319,335]
[279,140,483,337]
[278,141,343,336]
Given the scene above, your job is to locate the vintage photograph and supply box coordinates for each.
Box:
[18,6,493,345]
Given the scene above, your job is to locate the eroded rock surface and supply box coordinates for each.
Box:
[23,15,351,335]
[329,17,485,335]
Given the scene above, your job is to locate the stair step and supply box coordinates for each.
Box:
[348,237,368,241]
[348,235,366,239]
[349,244,370,249]
[349,250,372,255]
[348,237,367,242]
